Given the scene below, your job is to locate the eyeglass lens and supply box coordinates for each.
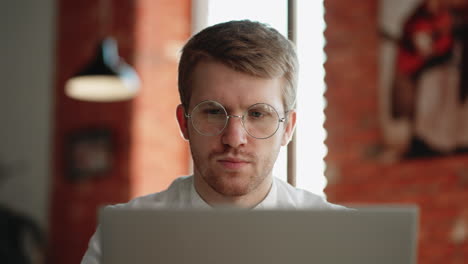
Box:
[190,101,281,139]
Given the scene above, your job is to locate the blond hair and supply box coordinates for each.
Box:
[178,20,298,110]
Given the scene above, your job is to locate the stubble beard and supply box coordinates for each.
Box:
[191,146,279,197]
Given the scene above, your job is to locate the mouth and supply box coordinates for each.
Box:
[217,158,250,170]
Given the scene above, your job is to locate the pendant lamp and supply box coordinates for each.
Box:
[65,0,140,102]
[65,38,139,102]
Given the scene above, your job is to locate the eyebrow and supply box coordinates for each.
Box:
[192,99,284,112]
[221,102,285,114]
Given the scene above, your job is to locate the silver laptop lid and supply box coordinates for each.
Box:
[100,207,418,264]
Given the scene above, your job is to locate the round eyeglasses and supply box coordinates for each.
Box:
[185,100,287,139]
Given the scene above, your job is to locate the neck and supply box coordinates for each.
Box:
[193,172,273,209]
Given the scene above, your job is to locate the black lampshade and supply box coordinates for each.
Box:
[65,37,140,102]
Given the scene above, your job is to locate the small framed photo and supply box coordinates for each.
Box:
[66,128,113,181]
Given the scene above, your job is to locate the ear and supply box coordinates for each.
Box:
[176,104,189,141]
[281,110,296,146]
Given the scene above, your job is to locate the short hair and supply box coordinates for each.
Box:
[178,20,298,110]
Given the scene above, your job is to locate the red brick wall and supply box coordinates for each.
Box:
[50,1,190,263]
[129,0,191,197]
[323,0,468,263]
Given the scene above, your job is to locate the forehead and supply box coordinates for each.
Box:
[189,60,284,110]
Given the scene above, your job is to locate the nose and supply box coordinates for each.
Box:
[221,115,248,147]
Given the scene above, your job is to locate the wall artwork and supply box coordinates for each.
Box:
[379,0,468,161]
[66,127,113,181]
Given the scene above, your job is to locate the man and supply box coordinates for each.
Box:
[81,20,343,264]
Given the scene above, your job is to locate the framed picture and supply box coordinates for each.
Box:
[66,128,113,181]
[378,0,468,161]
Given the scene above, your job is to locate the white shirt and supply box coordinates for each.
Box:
[81,175,344,264]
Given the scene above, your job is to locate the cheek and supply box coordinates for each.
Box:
[257,136,282,161]
[188,131,220,155]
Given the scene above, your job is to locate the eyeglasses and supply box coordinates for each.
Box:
[185,100,287,139]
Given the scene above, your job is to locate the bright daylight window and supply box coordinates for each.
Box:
[194,0,327,196]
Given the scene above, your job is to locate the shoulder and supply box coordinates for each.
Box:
[81,176,194,263]
[273,177,347,210]
[112,176,193,209]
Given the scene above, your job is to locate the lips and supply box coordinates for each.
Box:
[217,157,250,170]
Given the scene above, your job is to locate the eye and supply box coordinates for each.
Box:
[247,104,277,121]
[205,108,224,115]
[249,111,264,118]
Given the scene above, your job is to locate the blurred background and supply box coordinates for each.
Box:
[1,0,467,263]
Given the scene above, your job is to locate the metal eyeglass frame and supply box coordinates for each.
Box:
[184,100,288,139]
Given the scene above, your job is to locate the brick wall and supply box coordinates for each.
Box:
[323,0,468,263]
[49,1,190,263]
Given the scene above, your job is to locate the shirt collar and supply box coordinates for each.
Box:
[189,177,211,209]
[253,177,277,209]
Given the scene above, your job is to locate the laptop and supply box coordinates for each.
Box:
[100,206,418,264]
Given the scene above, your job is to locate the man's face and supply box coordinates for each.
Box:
[177,60,295,198]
